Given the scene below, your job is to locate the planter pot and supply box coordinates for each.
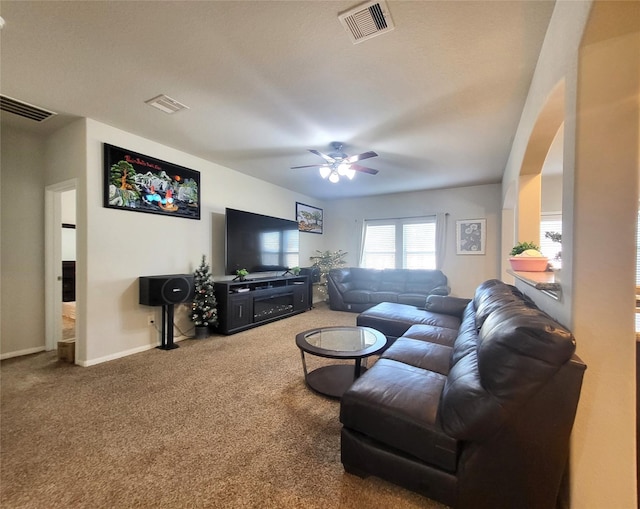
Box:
[509,257,549,272]
[194,325,209,339]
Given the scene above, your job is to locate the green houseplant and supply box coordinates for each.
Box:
[509,241,548,272]
[545,231,562,266]
[191,255,218,339]
[309,249,348,301]
[235,268,249,281]
[509,241,541,256]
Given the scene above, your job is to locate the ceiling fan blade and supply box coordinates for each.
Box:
[290,163,330,169]
[309,149,336,164]
[345,151,378,164]
[350,163,379,175]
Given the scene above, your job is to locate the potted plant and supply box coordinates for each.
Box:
[509,241,548,272]
[191,255,218,339]
[545,231,562,269]
[309,249,348,301]
[235,268,249,281]
[290,266,301,276]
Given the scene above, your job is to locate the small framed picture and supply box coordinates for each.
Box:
[296,202,323,234]
[456,219,486,255]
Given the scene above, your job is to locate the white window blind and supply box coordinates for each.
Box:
[540,214,562,265]
[403,221,436,269]
[361,216,436,269]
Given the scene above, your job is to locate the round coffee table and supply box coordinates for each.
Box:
[295,326,387,398]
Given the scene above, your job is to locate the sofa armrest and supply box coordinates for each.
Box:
[327,268,352,311]
[430,285,451,296]
[425,295,471,317]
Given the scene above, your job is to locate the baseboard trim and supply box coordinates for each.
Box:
[1,346,47,360]
[80,336,187,367]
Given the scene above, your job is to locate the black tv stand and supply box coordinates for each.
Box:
[214,275,310,335]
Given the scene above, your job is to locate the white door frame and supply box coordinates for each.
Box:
[45,179,77,351]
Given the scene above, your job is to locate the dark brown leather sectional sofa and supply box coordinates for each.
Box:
[340,279,586,509]
[327,267,450,312]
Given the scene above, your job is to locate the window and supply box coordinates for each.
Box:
[260,230,299,269]
[540,213,562,266]
[361,217,436,269]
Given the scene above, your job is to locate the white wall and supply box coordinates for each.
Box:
[324,184,502,298]
[0,119,325,363]
[570,13,639,507]
[79,119,323,365]
[501,1,639,506]
[0,127,47,357]
[541,173,563,213]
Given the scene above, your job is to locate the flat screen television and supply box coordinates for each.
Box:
[225,208,300,275]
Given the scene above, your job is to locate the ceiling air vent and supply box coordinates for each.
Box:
[338,0,394,44]
[0,95,57,122]
[145,94,189,114]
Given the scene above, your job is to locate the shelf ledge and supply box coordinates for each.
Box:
[507,269,562,300]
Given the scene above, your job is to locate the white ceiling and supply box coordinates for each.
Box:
[0,0,555,201]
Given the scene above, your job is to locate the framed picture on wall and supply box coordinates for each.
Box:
[296,202,323,234]
[103,144,201,220]
[456,219,486,255]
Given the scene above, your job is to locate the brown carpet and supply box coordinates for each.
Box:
[1,302,449,509]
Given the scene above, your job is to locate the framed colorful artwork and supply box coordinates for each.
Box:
[296,202,323,234]
[103,143,200,220]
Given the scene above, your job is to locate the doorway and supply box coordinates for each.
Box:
[45,180,77,355]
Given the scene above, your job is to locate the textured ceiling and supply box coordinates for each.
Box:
[0,0,556,200]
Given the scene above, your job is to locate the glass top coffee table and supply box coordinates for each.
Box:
[295,326,387,398]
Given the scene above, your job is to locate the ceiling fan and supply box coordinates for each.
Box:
[291,142,379,183]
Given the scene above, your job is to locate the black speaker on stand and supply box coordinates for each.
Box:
[139,274,195,350]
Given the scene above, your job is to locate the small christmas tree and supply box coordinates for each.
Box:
[191,255,218,328]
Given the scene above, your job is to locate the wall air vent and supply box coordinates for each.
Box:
[0,95,57,122]
[338,0,394,44]
[145,94,189,114]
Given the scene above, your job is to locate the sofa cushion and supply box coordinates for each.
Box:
[473,279,535,330]
[425,295,472,317]
[357,302,462,340]
[449,304,480,367]
[477,306,576,399]
[370,292,399,304]
[341,358,459,472]
[439,296,577,442]
[351,268,382,291]
[404,270,448,294]
[401,324,458,348]
[382,337,452,375]
[342,290,372,304]
[398,293,429,307]
[380,269,407,292]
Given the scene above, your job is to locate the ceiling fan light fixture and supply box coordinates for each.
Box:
[329,172,340,184]
[319,167,331,179]
[337,163,350,175]
[345,168,356,180]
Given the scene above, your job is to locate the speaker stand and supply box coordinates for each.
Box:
[157,304,179,350]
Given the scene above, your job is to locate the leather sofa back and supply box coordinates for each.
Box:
[327,267,450,312]
[439,280,577,441]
